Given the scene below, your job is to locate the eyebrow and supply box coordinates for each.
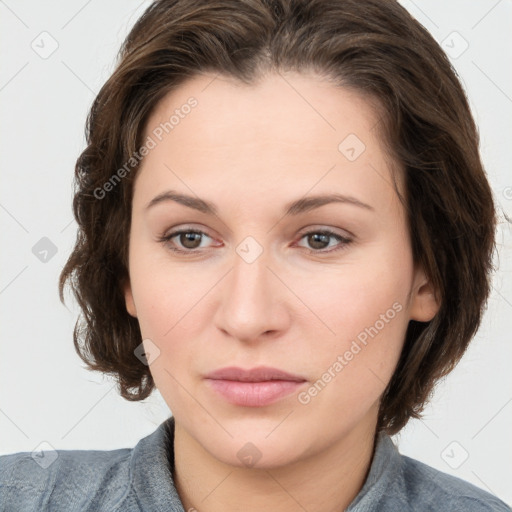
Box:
[144,190,374,216]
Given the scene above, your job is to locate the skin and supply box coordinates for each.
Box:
[123,71,440,512]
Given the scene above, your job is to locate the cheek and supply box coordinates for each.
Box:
[127,250,220,388]
[290,250,411,403]
[131,272,213,414]
[295,254,410,345]
[292,296,408,425]
[131,277,211,361]
[127,233,215,334]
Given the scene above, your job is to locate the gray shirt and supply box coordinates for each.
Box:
[0,416,510,511]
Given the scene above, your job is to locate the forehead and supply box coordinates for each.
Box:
[144,71,383,150]
[135,71,400,214]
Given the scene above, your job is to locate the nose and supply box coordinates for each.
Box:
[213,244,290,344]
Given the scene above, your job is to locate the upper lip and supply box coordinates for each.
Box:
[205,366,306,382]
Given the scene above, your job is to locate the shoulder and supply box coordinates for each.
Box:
[0,447,133,512]
[352,433,511,512]
[395,452,511,511]
[0,417,180,512]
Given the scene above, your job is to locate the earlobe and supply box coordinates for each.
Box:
[409,269,441,323]
[123,278,138,318]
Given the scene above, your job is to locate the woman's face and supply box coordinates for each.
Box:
[124,71,438,467]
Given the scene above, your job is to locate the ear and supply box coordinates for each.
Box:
[409,265,440,322]
[122,277,138,318]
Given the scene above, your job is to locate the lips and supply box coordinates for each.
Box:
[204,366,307,407]
[205,366,306,383]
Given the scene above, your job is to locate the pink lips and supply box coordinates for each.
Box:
[204,366,307,407]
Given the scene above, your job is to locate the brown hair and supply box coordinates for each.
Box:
[59,0,497,435]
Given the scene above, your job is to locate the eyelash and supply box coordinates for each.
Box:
[157,228,353,255]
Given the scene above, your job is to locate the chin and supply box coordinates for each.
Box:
[192,420,313,470]
[212,437,307,470]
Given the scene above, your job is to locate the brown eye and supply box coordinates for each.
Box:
[297,229,352,254]
[178,232,203,249]
[306,233,331,250]
[158,229,213,253]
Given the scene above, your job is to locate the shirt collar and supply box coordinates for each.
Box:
[130,415,184,512]
[346,430,402,510]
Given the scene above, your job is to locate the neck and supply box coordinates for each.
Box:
[171,414,379,512]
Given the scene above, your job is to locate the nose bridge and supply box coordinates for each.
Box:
[214,239,287,341]
[230,243,273,315]
[232,241,269,297]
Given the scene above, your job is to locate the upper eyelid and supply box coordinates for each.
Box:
[161,226,352,248]
[162,226,352,240]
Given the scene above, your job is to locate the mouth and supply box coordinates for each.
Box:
[204,366,307,407]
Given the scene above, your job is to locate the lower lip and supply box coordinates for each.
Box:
[205,379,305,407]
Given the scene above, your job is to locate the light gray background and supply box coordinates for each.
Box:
[1,0,511,506]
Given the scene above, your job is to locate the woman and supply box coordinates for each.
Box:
[1,0,510,510]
